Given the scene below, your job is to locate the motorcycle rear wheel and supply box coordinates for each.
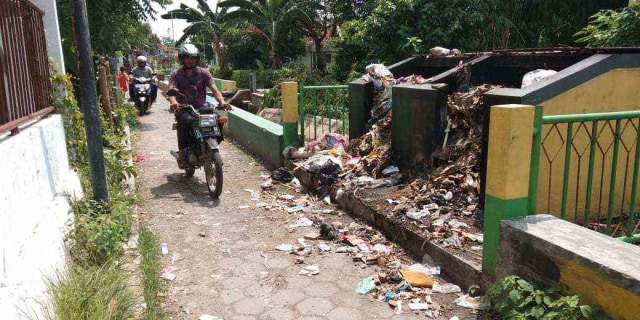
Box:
[203,149,223,198]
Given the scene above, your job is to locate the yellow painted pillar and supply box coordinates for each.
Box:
[483,104,535,274]
[281,82,299,147]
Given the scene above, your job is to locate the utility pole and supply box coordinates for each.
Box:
[72,0,110,201]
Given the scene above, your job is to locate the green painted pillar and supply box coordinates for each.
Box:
[348,80,373,139]
[483,104,535,274]
[281,81,299,147]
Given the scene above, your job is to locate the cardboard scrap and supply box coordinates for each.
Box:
[399,269,434,288]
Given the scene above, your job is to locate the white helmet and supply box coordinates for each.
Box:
[136,55,147,63]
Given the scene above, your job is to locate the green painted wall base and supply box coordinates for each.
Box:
[228,108,284,168]
[282,122,299,148]
[483,194,529,274]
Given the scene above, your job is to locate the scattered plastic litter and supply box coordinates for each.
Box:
[244,189,260,200]
[355,277,377,294]
[455,294,489,310]
[260,179,273,190]
[381,165,399,177]
[432,283,462,293]
[291,178,301,189]
[286,205,304,213]
[275,243,294,252]
[161,243,168,255]
[134,153,146,162]
[408,302,429,311]
[406,209,430,220]
[289,217,313,228]
[299,265,320,276]
[318,243,332,252]
[279,194,295,200]
[443,232,462,248]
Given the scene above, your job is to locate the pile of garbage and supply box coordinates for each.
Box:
[286,64,493,255]
[259,175,487,316]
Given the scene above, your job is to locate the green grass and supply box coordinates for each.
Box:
[27,263,134,320]
[139,226,166,319]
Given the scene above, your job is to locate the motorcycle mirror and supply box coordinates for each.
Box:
[167,89,179,97]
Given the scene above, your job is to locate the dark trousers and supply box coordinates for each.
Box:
[176,109,197,150]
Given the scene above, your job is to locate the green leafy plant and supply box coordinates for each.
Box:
[231,69,253,89]
[575,4,640,47]
[486,275,609,320]
[70,199,133,267]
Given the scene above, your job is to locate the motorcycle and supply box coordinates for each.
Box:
[167,89,227,198]
[132,76,154,115]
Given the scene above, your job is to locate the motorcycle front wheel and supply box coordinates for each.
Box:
[203,148,223,198]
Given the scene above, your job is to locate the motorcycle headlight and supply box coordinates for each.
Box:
[200,119,216,127]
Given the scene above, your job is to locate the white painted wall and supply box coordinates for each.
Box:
[31,0,65,74]
[0,115,82,319]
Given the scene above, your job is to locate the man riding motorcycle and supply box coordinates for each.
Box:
[168,44,232,169]
[129,55,158,104]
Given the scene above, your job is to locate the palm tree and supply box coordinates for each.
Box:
[218,0,321,66]
[161,0,228,68]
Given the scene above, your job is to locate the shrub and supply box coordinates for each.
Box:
[486,275,609,320]
[231,69,253,89]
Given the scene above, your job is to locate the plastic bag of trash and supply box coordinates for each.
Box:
[432,282,462,293]
[305,133,348,152]
[304,155,342,184]
[365,64,393,80]
[271,167,294,182]
[521,69,557,88]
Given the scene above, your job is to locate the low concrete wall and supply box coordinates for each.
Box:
[214,78,237,92]
[0,114,82,317]
[228,108,284,168]
[497,215,640,319]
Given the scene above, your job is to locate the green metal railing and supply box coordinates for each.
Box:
[298,85,349,142]
[529,106,640,237]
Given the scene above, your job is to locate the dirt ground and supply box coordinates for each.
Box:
[132,95,482,319]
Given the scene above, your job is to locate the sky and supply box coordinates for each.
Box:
[149,0,220,41]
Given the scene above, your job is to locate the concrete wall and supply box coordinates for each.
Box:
[537,67,640,217]
[227,107,284,168]
[214,79,237,92]
[485,54,640,220]
[0,115,82,318]
[31,0,65,73]
[497,215,640,319]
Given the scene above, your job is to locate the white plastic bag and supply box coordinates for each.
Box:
[521,69,557,88]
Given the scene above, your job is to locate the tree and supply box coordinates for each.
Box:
[218,0,318,65]
[575,3,640,46]
[161,0,229,68]
[57,0,166,56]
[223,24,270,69]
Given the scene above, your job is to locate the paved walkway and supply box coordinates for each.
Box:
[133,95,475,319]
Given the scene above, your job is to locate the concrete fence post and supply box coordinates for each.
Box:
[483,104,535,274]
[281,81,299,148]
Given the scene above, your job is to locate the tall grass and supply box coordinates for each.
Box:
[139,227,166,319]
[28,263,134,320]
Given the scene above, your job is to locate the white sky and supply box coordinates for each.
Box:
[149,0,220,41]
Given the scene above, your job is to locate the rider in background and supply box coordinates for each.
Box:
[129,55,158,103]
[168,43,232,169]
